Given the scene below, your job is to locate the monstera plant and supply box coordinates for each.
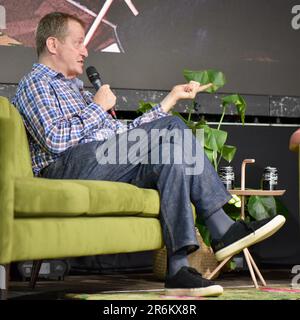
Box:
[138,69,246,171]
[137,69,288,247]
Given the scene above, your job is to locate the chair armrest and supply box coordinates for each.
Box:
[0,118,15,264]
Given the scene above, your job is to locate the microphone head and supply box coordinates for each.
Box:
[86,66,102,89]
[86,66,99,81]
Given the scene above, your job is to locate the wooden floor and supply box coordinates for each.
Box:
[7,268,294,300]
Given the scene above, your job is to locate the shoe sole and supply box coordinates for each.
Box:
[164,285,223,297]
[215,215,286,262]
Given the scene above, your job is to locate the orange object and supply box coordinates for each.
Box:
[289,128,300,152]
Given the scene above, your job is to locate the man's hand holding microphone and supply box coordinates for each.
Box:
[86,66,117,119]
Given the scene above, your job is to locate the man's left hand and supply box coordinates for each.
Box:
[161,81,212,113]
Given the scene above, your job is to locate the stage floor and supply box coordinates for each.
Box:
[7,268,295,300]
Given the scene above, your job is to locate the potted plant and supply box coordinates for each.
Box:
[137,69,288,248]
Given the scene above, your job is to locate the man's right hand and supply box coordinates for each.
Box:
[93,84,116,112]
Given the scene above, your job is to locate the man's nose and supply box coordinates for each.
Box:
[81,45,88,58]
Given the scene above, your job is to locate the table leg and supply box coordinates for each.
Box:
[243,249,259,288]
[245,248,267,286]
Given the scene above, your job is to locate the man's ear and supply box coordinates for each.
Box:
[45,37,58,55]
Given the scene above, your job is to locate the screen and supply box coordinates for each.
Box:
[0,0,299,96]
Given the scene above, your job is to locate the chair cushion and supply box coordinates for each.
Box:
[14,177,89,217]
[14,177,160,218]
[73,180,160,216]
[12,217,163,261]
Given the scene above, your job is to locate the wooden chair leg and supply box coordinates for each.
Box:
[0,264,10,300]
[30,260,43,289]
[206,256,232,280]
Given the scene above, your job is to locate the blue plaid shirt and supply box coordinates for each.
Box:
[12,63,168,176]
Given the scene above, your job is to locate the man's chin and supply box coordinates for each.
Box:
[80,64,85,71]
[71,68,84,77]
[79,66,85,75]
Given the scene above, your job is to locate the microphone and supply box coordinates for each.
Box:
[86,66,117,119]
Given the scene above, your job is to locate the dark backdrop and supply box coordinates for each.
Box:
[0,0,299,96]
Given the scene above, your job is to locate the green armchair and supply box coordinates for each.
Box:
[0,96,164,297]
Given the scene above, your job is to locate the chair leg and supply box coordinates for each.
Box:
[30,260,43,289]
[206,256,232,280]
[0,264,10,300]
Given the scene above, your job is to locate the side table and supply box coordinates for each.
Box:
[207,159,286,288]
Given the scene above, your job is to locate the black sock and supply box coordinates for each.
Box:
[167,247,189,277]
[205,208,235,240]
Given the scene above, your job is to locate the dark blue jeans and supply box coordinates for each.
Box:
[41,116,231,254]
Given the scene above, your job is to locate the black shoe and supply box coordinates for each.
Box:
[164,266,223,297]
[211,215,286,261]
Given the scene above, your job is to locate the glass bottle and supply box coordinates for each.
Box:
[218,166,235,190]
[261,166,278,190]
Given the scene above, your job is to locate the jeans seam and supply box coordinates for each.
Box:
[160,203,176,253]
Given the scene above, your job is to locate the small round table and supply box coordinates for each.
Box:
[207,159,286,288]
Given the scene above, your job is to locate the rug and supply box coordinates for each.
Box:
[66,287,300,300]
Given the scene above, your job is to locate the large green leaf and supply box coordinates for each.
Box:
[221,145,237,163]
[183,69,226,93]
[247,196,277,220]
[221,94,247,124]
[191,124,210,148]
[206,127,227,152]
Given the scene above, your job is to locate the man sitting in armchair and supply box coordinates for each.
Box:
[12,12,286,297]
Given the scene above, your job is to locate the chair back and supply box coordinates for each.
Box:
[0,96,33,178]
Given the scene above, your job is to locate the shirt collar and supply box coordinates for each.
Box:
[32,63,84,89]
[32,63,62,79]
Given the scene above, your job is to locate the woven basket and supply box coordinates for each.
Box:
[153,228,220,280]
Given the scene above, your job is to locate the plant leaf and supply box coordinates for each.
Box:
[221,94,247,124]
[228,260,237,271]
[204,148,214,163]
[194,117,207,127]
[136,100,156,114]
[247,196,277,220]
[212,150,218,170]
[221,145,237,163]
[183,69,226,93]
[206,127,227,152]
[223,203,242,221]
[195,222,211,247]
[171,111,189,125]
